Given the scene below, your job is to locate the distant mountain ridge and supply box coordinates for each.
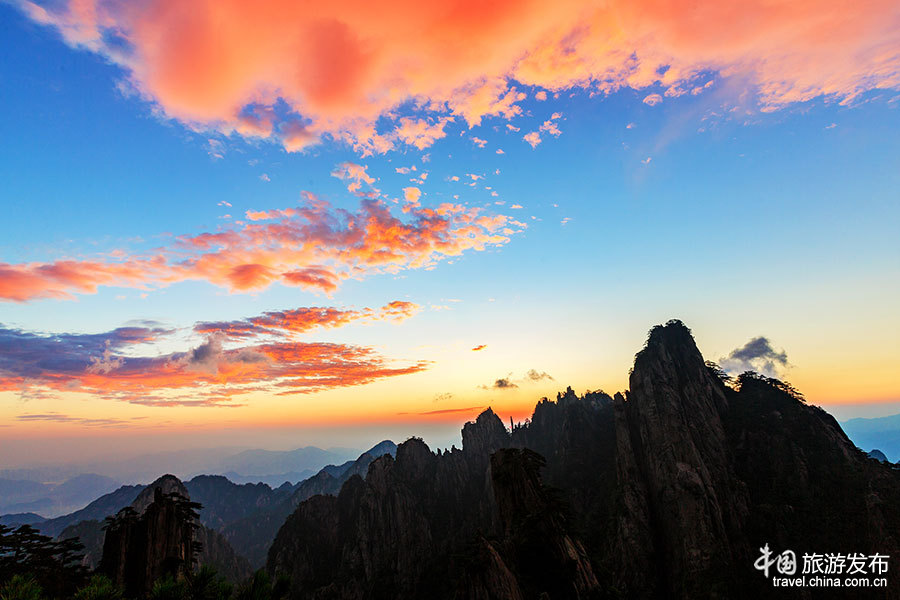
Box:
[843,412,900,462]
[0,473,120,517]
[0,444,362,489]
[4,440,398,576]
[36,484,145,538]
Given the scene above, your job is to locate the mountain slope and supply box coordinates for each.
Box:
[221,441,397,568]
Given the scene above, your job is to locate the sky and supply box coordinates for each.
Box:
[1,0,899,467]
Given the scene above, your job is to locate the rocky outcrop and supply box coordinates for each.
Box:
[99,474,253,594]
[100,480,198,597]
[613,321,749,597]
[489,448,598,597]
[462,407,510,462]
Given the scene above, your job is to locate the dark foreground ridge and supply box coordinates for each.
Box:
[267,320,900,599]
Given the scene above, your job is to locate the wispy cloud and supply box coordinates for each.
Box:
[15,414,156,427]
[525,369,554,381]
[331,162,377,195]
[398,406,483,415]
[195,301,420,339]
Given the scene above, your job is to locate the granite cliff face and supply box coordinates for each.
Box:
[268,320,900,599]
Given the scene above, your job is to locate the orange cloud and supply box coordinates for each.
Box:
[18,0,900,153]
[0,192,521,302]
[471,344,487,351]
[0,258,168,302]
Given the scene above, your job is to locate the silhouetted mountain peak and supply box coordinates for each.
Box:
[131,474,188,514]
[462,407,509,456]
[394,438,434,481]
[629,318,727,417]
[868,449,889,462]
[365,439,398,458]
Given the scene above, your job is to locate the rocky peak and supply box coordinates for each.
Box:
[462,407,509,457]
[631,319,726,410]
[394,437,434,481]
[868,449,889,462]
[101,475,199,597]
[366,439,398,458]
[131,474,189,515]
[615,319,747,597]
[555,385,578,404]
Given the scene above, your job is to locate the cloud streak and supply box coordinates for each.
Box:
[194,301,420,339]
[398,406,484,416]
[17,0,900,153]
[15,414,152,427]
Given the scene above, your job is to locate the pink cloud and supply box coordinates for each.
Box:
[331,162,378,194]
[195,300,421,338]
[523,131,542,148]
